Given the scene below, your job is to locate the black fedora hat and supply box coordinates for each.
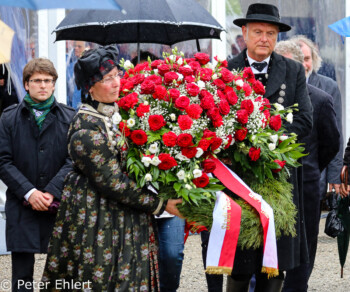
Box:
[233,3,291,32]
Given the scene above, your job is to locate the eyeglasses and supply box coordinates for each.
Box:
[99,72,123,85]
[29,79,55,85]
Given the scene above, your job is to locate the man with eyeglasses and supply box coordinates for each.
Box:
[0,58,75,291]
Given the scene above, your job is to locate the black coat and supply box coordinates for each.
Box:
[227,50,313,272]
[0,99,75,253]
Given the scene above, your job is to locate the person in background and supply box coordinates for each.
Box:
[235,34,246,52]
[0,58,75,291]
[225,3,312,291]
[42,45,182,291]
[66,41,91,110]
[0,65,19,116]
[274,40,340,292]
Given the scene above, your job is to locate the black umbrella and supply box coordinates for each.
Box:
[53,0,224,53]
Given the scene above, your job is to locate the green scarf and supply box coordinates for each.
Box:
[24,93,55,130]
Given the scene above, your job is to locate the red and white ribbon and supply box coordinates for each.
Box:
[206,158,278,277]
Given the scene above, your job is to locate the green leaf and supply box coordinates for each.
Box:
[174,182,182,192]
[152,166,160,181]
[166,172,178,183]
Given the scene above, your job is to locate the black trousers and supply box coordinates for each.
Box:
[11,252,35,292]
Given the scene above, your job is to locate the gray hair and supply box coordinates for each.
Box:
[289,35,322,72]
[275,40,304,64]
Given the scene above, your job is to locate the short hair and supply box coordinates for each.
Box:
[290,35,322,72]
[275,40,304,64]
[23,58,58,88]
[131,50,158,66]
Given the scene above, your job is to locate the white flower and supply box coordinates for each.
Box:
[127,118,135,128]
[151,156,161,166]
[169,54,176,62]
[197,80,206,89]
[154,69,158,75]
[124,60,133,69]
[193,169,202,178]
[212,73,218,80]
[177,170,186,180]
[279,135,289,141]
[112,112,122,125]
[143,100,149,106]
[177,57,183,65]
[185,184,192,190]
[269,134,278,144]
[149,143,158,154]
[195,147,204,158]
[170,113,176,121]
[213,148,221,154]
[175,153,190,162]
[235,79,244,87]
[286,113,293,124]
[216,54,226,63]
[141,156,152,167]
[268,143,276,151]
[177,73,184,81]
[145,173,152,182]
[274,103,285,112]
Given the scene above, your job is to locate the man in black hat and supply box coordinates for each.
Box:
[225,3,313,291]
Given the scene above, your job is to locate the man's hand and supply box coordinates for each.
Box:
[165,198,184,218]
[329,183,341,194]
[340,184,350,198]
[28,190,52,211]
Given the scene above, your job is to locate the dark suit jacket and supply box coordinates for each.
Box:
[308,71,343,189]
[227,50,313,272]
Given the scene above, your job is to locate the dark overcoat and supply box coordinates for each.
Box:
[308,72,343,195]
[0,99,75,253]
[227,50,313,272]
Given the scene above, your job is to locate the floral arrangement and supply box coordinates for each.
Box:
[116,48,306,248]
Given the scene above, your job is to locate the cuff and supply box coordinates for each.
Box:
[24,188,36,201]
[152,199,167,216]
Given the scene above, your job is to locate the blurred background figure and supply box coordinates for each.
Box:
[0,65,19,116]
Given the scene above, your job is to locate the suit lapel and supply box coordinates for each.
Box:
[265,52,286,99]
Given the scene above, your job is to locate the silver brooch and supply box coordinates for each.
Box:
[279,90,285,97]
[277,97,284,104]
[280,84,286,90]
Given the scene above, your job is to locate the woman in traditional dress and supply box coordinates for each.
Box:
[42,45,182,291]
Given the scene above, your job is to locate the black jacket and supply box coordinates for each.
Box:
[0,99,75,252]
[227,50,313,272]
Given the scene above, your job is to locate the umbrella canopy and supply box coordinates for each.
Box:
[329,16,350,37]
[53,0,224,50]
[0,0,122,10]
[0,20,15,64]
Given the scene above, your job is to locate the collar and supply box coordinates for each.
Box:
[247,54,271,74]
[80,102,119,118]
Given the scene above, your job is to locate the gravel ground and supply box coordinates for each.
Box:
[0,217,349,292]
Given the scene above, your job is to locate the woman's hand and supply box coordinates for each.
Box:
[165,199,184,218]
[340,183,350,198]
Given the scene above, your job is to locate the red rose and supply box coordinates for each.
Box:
[121,80,134,94]
[212,116,224,128]
[225,87,238,105]
[234,127,248,141]
[186,104,203,119]
[169,88,181,101]
[207,107,220,120]
[145,75,162,85]
[217,90,226,101]
[243,83,252,96]
[158,153,178,170]
[178,65,194,76]
[262,109,270,128]
[177,133,193,147]
[192,173,210,188]
[199,89,213,100]
[153,85,168,100]
[134,62,150,72]
[269,115,282,131]
[129,74,145,85]
[210,137,223,151]
[243,67,255,83]
[188,61,201,73]
[248,147,261,161]
[220,68,234,83]
[236,109,249,125]
[162,131,177,147]
[198,68,213,81]
[186,83,200,97]
[262,98,271,108]
[184,75,196,83]
[272,159,286,173]
[213,79,226,91]
[136,103,150,117]
[118,92,139,111]
[130,130,148,146]
[202,159,216,173]
[151,59,163,69]
[175,96,190,111]
[252,80,266,95]
[224,134,233,149]
[164,71,179,84]
[200,96,215,110]
[178,115,193,130]
[148,115,166,131]
[157,64,171,76]
[198,138,211,151]
[119,121,131,137]
[194,52,210,65]
[181,146,197,159]
[203,129,216,139]
[219,99,230,116]
[241,99,254,115]
[140,79,155,94]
